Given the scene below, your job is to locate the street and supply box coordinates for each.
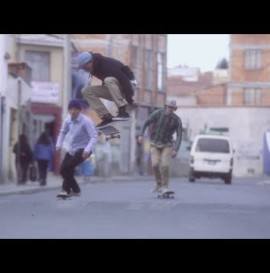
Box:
[0,177,270,238]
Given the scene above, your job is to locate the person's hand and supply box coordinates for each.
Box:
[82,151,91,160]
[131,101,139,108]
[130,79,138,86]
[138,136,144,144]
[171,150,177,158]
[55,147,61,153]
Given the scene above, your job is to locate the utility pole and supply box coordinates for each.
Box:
[63,34,71,118]
[0,35,4,183]
[0,34,9,183]
[16,78,22,183]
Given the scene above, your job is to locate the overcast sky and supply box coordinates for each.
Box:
[167,34,230,72]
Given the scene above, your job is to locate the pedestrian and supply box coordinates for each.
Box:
[55,99,98,198]
[138,100,183,194]
[77,51,138,128]
[33,132,54,186]
[13,134,33,185]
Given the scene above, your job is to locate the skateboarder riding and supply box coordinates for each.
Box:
[55,99,98,198]
[77,51,138,128]
[138,100,183,194]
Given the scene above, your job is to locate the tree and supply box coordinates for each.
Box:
[216,58,228,69]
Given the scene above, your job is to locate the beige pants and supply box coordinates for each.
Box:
[150,145,172,188]
[82,77,127,119]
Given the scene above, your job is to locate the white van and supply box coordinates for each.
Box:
[188,134,234,184]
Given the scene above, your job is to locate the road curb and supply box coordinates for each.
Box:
[0,175,154,197]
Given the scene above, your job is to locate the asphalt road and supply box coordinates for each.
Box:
[0,177,270,239]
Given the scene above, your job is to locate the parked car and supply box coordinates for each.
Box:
[188,134,234,184]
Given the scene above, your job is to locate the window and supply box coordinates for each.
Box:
[196,138,230,154]
[209,127,229,134]
[244,88,261,105]
[131,46,140,86]
[25,51,50,81]
[145,49,152,90]
[244,49,262,70]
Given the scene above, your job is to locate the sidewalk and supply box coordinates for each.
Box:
[0,172,153,197]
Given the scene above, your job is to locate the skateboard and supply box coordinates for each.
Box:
[56,193,71,200]
[96,125,120,141]
[157,190,175,199]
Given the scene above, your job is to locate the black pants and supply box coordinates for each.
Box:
[16,160,30,184]
[37,159,49,185]
[60,149,86,194]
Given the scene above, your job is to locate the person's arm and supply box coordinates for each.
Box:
[140,110,160,136]
[138,110,159,143]
[173,117,183,152]
[113,70,135,105]
[55,118,69,151]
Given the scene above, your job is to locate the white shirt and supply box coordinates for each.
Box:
[56,113,97,155]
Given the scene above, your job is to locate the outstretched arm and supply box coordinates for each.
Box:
[171,117,183,157]
[138,110,159,143]
[55,118,69,151]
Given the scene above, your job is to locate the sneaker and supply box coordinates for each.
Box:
[113,106,130,121]
[96,114,113,128]
[71,191,81,197]
[56,191,71,198]
[151,184,162,193]
[161,187,169,194]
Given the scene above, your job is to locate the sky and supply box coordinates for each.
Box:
[167,34,230,72]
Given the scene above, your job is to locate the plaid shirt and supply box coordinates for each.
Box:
[140,109,182,151]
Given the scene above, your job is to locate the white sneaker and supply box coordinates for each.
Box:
[57,191,70,198]
[162,187,169,194]
[151,184,162,193]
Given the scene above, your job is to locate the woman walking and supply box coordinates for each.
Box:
[33,132,54,186]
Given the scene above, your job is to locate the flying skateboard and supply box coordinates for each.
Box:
[96,125,120,141]
[157,190,175,199]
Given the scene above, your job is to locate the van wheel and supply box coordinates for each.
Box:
[188,169,196,182]
[224,171,232,184]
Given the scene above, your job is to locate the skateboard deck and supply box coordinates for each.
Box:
[96,125,120,141]
[56,193,71,200]
[157,190,175,199]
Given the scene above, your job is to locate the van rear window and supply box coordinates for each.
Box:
[196,138,230,153]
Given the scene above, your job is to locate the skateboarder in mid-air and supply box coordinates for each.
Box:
[77,51,138,128]
[55,99,97,198]
[138,100,183,195]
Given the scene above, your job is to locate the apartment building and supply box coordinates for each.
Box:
[227,34,270,176]
[167,35,270,177]
[3,34,68,181]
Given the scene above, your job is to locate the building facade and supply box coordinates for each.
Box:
[0,34,168,183]
[69,34,168,176]
[167,34,270,177]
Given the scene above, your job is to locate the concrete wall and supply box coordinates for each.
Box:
[176,107,270,177]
